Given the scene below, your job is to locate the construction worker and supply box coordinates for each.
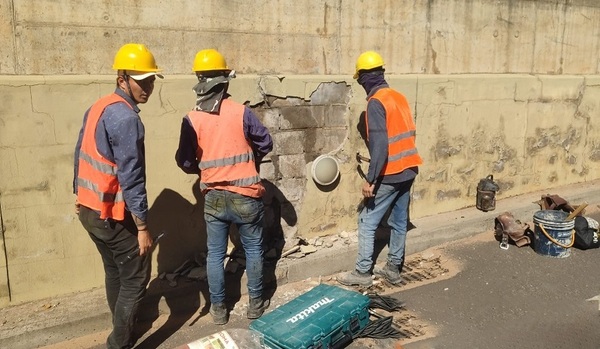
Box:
[175,49,273,325]
[337,51,422,288]
[73,43,163,349]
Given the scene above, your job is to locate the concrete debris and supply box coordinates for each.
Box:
[420,251,437,261]
[278,230,362,260]
[287,250,306,258]
[300,245,317,254]
[41,302,60,310]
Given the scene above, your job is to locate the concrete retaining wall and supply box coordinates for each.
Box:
[1,0,600,306]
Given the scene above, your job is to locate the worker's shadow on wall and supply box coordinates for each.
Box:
[224,179,296,309]
[135,179,210,349]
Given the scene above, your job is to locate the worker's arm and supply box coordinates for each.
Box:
[101,102,152,255]
[365,98,388,184]
[175,115,201,174]
[243,107,273,163]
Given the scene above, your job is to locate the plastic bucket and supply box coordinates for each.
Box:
[532,210,574,258]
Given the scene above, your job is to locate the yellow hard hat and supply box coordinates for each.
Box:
[354,51,384,79]
[112,43,160,72]
[193,49,229,72]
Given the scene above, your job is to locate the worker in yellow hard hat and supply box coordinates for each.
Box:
[353,50,385,79]
[338,50,423,288]
[74,43,162,349]
[112,43,164,103]
[175,49,273,325]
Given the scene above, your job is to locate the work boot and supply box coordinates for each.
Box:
[336,270,373,287]
[210,302,228,325]
[374,262,403,285]
[247,297,270,319]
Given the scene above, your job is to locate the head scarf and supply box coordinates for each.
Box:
[357,69,386,95]
[192,70,236,113]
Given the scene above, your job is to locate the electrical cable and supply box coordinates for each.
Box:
[367,293,405,312]
[349,293,407,340]
[353,316,405,339]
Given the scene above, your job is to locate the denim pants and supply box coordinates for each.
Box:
[356,179,414,273]
[203,189,264,304]
[79,206,150,349]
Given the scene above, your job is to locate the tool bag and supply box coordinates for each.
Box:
[573,216,600,250]
[536,194,576,213]
[494,212,531,250]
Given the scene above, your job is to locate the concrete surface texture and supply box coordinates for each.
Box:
[2,0,600,308]
[1,1,600,75]
[1,180,599,349]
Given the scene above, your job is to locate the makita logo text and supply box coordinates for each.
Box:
[285,297,335,324]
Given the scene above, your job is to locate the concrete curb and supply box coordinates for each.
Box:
[1,179,599,348]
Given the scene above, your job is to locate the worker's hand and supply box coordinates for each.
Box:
[75,200,81,215]
[137,229,153,256]
[362,182,375,198]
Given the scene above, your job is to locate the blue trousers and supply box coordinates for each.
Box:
[203,189,264,304]
[356,180,414,273]
[79,206,150,349]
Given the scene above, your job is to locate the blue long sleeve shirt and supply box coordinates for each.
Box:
[73,88,149,222]
[365,83,418,184]
[175,102,273,174]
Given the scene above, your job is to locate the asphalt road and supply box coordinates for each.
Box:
[400,234,600,349]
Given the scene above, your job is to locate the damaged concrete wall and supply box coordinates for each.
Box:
[1,0,600,305]
[2,74,600,305]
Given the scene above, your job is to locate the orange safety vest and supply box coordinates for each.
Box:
[77,94,130,220]
[187,99,264,198]
[366,88,423,176]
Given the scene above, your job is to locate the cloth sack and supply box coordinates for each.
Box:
[573,216,600,250]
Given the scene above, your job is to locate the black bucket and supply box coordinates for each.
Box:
[532,210,574,258]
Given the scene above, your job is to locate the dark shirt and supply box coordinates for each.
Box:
[73,88,149,222]
[175,101,273,174]
[365,83,418,184]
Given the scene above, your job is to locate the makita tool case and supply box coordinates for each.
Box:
[249,283,370,349]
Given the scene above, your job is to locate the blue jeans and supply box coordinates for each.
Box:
[79,206,150,349]
[356,180,414,273]
[204,189,264,304]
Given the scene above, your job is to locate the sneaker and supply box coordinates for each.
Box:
[336,270,373,287]
[210,303,228,325]
[374,262,403,285]
[247,297,270,319]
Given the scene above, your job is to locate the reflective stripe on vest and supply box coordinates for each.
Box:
[77,178,124,202]
[77,93,129,220]
[188,99,264,198]
[199,151,255,170]
[366,88,423,175]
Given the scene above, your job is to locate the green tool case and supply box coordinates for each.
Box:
[249,283,370,349]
